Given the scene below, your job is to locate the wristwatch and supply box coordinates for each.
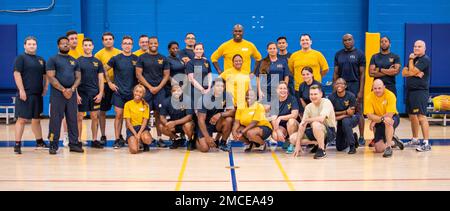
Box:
[380,117,385,123]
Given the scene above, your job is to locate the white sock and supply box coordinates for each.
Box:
[423,140,429,145]
[411,137,419,142]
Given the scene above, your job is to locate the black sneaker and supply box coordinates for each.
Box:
[91,140,104,149]
[310,145,318,154]
[169,139,180,149]
[100,136,107,146]
[383,146,393,158]
[113,139,121,149]
[393,135,404,150]
[244,142,253,152]
[70,144,85,153]
[156,140,168,148]
[119,135,126,145]
[219,141,229,152]
[49,143,58,155]
[348,145,356,154]
[14,143,22,154]
[187,140,196,151]
[314,148,327,159]
[353,133,359,148]
[143,144,150,152]
[36,140,48,148]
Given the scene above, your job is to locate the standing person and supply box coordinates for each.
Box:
[104,36,138,149]
[186,43,212,109]
[211,24,262,75]
[219,54,251,109]
[402,40,431,152]
[13,36,48,154]
[197,78,235,152]
[291,85,336,159]
[46,36,83,154]
[369,36,401,95]
[366,80,403,157]
[333,34,366,146]
[269,82,299,153]
[288,34,329,96]
[232,90,273,152]
[178,33,196,63]
[166,41,187,94]
[133,35,149,57]
[136,36,170,147]
[256,42,290,105]
[328,78,358,154]
[66,30,83,59]
[95,32,121,145]
[159,85,195,150]
[297,67,323,114]
[76,38,105,149]
[276,36,295,97]
[123,84,153,154]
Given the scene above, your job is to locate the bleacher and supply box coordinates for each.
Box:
[0,90,16,124]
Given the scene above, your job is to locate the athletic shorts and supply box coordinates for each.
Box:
[15,94,43,119]
[374,114,400,143]
[406,90,428,115]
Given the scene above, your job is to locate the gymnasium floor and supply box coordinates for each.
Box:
[1,118,449,191]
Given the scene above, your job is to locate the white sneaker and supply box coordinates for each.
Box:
[405,139,420,147]
[253,142,267,152]
[63,134,69,147]
[244,143,253,152]
[416,144,432,152]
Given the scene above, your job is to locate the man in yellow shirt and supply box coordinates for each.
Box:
[133,35,149,57]
[94,32,121,145]
[365,79,403,158]
[211,24,262,75]
[66,30,83,59]
[288,34,329,94]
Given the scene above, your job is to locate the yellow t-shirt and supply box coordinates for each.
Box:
[219,68,250,109]
[288,49,329,91]
[68,49,82,59]
[365,89,398,116]
[235,102,272,129]
[94,47,121,81]
[123,100,150,127]
[211,39,262,74]
[133,49,147,57]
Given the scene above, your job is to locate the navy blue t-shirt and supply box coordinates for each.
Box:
[277,95,299,117]
[185,58,212,90]
[108,53,138,97]
[78,56,104,96]
[406,55,431,91]
[298,80,322,105]
[198,92,234,121]
[160,96,193,121]
[167,55,186,78]
[46,54,80,88]
[178,49,195,60]
[277,52,292,63]
[14,53,46,95]
[334,48,366,82]
[136,53,170,87]
[255,58,290,92]
[369,52,401,89]
[328,91,356,112]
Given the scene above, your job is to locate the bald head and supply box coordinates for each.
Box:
[372,79,385,97]
[233,24,244,42]
[343,34,354,50]
[414,40,426,56]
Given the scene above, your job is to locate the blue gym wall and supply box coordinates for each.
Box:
[1,0,449,114]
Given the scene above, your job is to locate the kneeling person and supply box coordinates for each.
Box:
[123,85,153,154]
[292,85,336,159]
[159,84,195,150]
[197,79,235,152]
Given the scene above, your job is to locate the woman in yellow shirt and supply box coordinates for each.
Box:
[219,54,251,109]
[123,84,152,154]
[232,89,273,152]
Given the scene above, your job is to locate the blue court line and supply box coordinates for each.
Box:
[227,146,238,192]
[2,139,450,147]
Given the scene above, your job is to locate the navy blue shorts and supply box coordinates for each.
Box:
[406,90,428,115]
[197,124,218,139]
[144,88,166,111]
[126,125,150,141]
[305,124,336,144]
[15,94,43,119]
[374,114,400,143]
[111,93,133,109]
[260,126,273,140]
[100,84,113,111]
[78,92,101,112]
